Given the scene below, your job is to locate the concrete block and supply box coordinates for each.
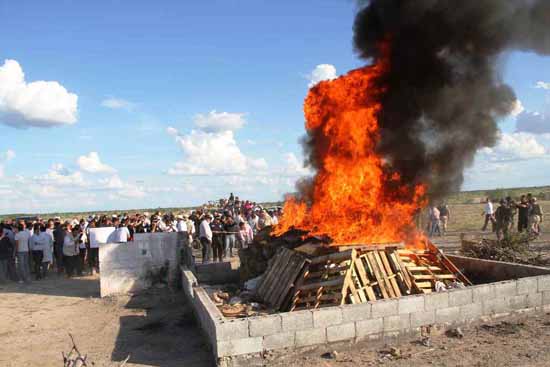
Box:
[526,292,542,308]
[312,307,343,328]
[542,291,550,305]
[398,295,425,314]
[295,328,327,347]
[435,306,460,324]
[383,315,401,332]
[281,310,313,331]
[249,315,282,337]
[263,331,295,350]
[356,318,383,338]
[517,277,538,295]
[483,297,510,315]
[449,288,473,307]
[509,295,528,310]
[538,275,550,292]
[216,337,263,358]
[473,284,496,302]
[410,310,435,328]
[341,303,372,323]
[460,303,483,322]
[371,299,398,318]
[383,315,410,332]
[424,292,449,311]
[493,281,518,298]
[216,319,250,341]
[327,322,356,343]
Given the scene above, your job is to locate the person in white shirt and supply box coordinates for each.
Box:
[63,227,80,277]
[248,212,259,235]
[38,225,54,278]
[199,215,213,263]
[87,221,100,274]
[107,219,131,243]
[29,225,44,280]
[14,223,31,283]
[481,198,496,232]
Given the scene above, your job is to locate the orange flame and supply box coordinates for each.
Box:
[275,58,427,246]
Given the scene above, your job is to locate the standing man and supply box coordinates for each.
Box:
[223,216,238,258]
[481,198,496,232]
[199,214,213,264]
[438,203,451,235]
[0,228,14,283]
[14,223,31,283]
[53,220,65,273]
[517,195,530,233]
[429,205,441,237]
[530,197,544,237]
[87,221,100,274]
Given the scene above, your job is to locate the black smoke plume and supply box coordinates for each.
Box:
[350,0,550,200]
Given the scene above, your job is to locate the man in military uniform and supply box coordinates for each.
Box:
[495,199,513,241]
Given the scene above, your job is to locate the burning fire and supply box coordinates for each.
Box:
[275,57,427,246]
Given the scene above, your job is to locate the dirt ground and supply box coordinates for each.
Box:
[1,230,550,367]
[0,275,214,367]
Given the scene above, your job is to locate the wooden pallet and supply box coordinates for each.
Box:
[256,247,308,310]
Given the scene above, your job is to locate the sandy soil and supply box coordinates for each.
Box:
[2,233,550,367]
[0,275,214,367]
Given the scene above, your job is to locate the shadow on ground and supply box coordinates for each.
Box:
[0,274,100,298]
[111,287,215,367]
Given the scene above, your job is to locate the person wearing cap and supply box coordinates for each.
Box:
[199,215,213,263]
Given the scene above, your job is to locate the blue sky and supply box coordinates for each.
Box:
[0,1,549,214]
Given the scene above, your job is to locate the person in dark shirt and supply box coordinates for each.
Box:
[517,195,530,233]
[211,215,224,263]
[53,221,66,273]
[223,216,239,258]
[0,228,14,283]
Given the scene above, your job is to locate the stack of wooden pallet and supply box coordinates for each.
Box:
[255,242,472,312]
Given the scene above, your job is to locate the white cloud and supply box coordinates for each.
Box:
[509,99,524,117]
[0,59,78,128]
[168,129,258,175]
[166,126,178,136]
[193,110,246,132]
[307,64,337,88]
[101,97,135,111]
[480,132,547,161]
[535,81,550,90]
[35,164,86,187]
[77,152,116,174]
[99,175,124,189]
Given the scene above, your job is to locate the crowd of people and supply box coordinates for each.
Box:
[0,193,283,283]
[481,194,544,240]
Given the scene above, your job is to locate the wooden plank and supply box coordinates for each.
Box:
[263,249,294,304]
[426,241,473,286]
[256,248,286,299]
[415,281,433,288]
[379,251,402,297]
[294,293,342,304]
[389,250,412,291]
[372,251,397,298]
[307,265,350,280]
[297,277,345,292]
[366,252,390,299]
[309,250,353,265]
[273,254,308,310]
[354,257,377,301]
[413,274,457,280]
[341,251,359,305]
[406,266,443,271]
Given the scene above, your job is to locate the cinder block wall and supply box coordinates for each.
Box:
[99,232,183,297]
[182,261,550,362]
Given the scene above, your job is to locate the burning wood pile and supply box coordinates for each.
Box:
[252,238,471,312]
